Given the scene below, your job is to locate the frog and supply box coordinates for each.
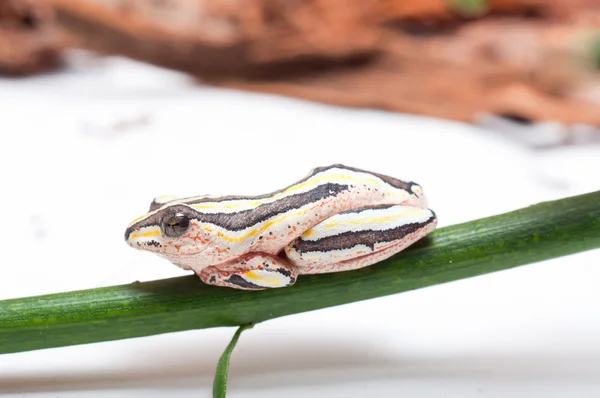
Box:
[124,164,437,290]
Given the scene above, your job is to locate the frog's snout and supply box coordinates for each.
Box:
[124,225,137,242]
[124,223,162,251]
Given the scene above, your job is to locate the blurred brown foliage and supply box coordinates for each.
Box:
[0,0,64,75]
[8,0,600,125]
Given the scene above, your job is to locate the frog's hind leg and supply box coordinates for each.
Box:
[198,253,299,290]
[285,204,437,275]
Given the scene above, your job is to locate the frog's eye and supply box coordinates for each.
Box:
[162,212,190,237]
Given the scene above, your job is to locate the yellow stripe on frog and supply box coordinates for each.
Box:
[190,173,383,211]
[245,271,282,287]
[323,208,424,229]
[213,206,312,243]
[130,229,160,240]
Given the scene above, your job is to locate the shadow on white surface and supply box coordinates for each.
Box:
[2,335,599,395]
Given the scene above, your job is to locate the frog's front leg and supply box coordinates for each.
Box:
[198,253,299,290]
[285,204,437,274]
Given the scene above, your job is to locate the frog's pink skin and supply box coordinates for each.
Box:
[125,164,437,290]
[198,253,298,290]
[288,204,437,274]
[197,205,436,290]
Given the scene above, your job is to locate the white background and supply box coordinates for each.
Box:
[1,52,599,397]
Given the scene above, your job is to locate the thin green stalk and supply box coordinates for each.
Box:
[449,0,489,16]
[213,324,254,398]
[590,30,600,70]
[1,191,599,355]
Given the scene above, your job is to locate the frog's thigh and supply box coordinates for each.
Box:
[286,205,437,274]
[198,253,299,290]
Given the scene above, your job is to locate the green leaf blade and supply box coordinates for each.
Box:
[1,191,599,354]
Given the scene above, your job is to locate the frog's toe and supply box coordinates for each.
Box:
[232,268,296,290]
[199,253,298,290]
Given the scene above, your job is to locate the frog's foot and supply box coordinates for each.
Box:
[285,204,437,274]
[198,253,299,290]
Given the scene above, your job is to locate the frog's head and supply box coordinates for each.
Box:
[124,196,212,262]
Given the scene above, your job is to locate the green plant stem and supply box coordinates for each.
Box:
[1,191,599,355]
[213,324,253,398]
[449,0,489,17]
[591,30,600,70]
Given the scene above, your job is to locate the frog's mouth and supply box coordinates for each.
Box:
[158,246,213,271]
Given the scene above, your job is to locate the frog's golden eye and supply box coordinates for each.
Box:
[162,212,190,238]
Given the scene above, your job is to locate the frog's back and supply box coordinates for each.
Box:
[173,164,421,215]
